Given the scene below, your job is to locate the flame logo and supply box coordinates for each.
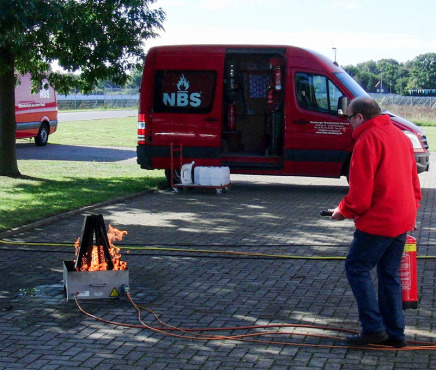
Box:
[177,74,190,91]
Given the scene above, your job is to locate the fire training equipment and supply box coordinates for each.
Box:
[400,235,418,309]
[75,214,114,271]
[63,214,129,300]
[63,261,129,301]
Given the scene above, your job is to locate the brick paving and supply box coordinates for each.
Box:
[1,157,436,369]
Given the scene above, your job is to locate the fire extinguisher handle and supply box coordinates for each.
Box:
[320,210,333,217]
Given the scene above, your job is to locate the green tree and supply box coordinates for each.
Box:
[377,59,401,94]
[126,64,144,88]
[344,61,379,92]
[0,0,165,177]
[406,53,436,91]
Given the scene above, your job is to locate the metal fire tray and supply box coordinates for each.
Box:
[63,261,129,301]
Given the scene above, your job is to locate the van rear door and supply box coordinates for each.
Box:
[149,46,225,167]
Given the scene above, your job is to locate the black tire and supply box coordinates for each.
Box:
[165,169,181,185]
[35,123,49,146]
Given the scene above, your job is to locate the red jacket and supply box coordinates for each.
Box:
[339,114,421,237]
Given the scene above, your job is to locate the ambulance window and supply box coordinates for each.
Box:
[295,73,344,115]
[154,70,216,113]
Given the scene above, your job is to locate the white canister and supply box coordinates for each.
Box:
[199,166,211,186]
[210,167,222,186]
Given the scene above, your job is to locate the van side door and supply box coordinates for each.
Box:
[287,71,353,177]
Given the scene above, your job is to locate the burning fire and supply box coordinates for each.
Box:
[74,225,128,271]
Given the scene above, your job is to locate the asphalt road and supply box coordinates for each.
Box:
[16,143,136,163]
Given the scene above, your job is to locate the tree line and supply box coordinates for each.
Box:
[342,53,436,96]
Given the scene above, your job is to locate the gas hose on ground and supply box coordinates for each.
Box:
[73,291,436,351]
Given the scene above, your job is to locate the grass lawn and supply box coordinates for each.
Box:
[1,116,166,233]
[49,116,138,147]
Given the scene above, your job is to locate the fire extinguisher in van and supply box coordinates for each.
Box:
[225,63,238,131]
[269,57,282,91]
[274,66,282,91]
[400,235,418,309]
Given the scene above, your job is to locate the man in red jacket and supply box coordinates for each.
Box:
[330,97,421,348]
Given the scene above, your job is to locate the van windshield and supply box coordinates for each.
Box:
[334,72,369,98]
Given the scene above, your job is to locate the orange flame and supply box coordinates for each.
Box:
[74,225,128,271]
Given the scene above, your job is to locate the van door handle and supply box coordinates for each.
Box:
[205,117,218,122]
[293,119,309,124]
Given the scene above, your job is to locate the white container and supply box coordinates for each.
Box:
[194,166,201,184]
[181,161,195,184]
[221,166,230,185]
[210,167,222,186]
[199,166,211,186]
[194,166,230,186]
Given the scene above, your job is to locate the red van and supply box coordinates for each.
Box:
[15,73,58,146]
[137,45,429,182]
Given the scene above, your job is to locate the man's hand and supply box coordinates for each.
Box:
[329,207,346,221]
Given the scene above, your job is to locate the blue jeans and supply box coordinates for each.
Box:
[345,229,406,341]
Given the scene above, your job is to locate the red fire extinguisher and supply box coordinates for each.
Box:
[270,57,282,91]
[274,66,282,91]
[400,235,418,309]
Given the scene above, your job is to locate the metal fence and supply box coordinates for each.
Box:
[57,87,139,110]
[369,93,436,108]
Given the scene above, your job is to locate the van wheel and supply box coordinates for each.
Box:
[165,169,181,185]
[35,123,49,146]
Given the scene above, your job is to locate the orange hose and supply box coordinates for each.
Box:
[74,294,436,351]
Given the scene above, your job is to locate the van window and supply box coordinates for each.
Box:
[295,73,344,115]
[334,72,369,98]
[154,70,216,113]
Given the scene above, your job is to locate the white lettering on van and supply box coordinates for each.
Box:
[40,88,50,99]
[312,121,349,135]
[162,74,202,108]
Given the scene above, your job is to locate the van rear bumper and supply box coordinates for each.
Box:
[137,145,153,169]
[136,145,221,170]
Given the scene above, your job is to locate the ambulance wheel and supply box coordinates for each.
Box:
[35,123,49,146]
[165,169,181,185]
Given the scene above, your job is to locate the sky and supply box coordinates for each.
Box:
[146,0,436,66]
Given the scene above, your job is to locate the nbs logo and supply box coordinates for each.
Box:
[162,74,201,108]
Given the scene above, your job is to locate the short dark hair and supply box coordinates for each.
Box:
[349,97,382,120]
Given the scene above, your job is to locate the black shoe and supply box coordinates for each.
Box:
[379,338,407,348]
[346,331,389,345]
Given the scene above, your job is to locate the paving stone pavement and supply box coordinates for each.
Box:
[1,158,436,369]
